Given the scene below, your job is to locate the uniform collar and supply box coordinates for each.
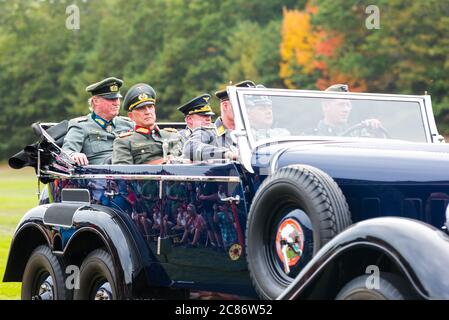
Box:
[181,126,192,138]
[135,125,159,135]
[91,112,115,132]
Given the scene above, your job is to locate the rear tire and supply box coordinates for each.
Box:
[74,249,118,300]
[21,245,71,300]
[246,165,352,300]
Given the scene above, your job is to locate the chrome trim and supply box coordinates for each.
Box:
[417,98,431,143]
[44,170,72,178]
[47,173,241,183]
[423,94,442,143]
[159,180,163,199]
[236,87,429,99]
[269,148,287,175]
[229,86,254,173]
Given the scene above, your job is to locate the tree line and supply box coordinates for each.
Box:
[0,0,448,158]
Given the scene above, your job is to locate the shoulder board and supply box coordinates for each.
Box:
[73,116,88,123]
[216,124,225,136]
[118,131,133,138]
[163,128,178,133]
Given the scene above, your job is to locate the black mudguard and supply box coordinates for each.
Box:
[3,202,170,299]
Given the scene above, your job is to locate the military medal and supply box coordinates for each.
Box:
[106,125,113,133]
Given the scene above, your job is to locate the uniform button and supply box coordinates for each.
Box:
[141,150,145,153]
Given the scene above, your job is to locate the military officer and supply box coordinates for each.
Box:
[245,89,291,140]
[182,80,255,161]
[177,93,215,144]
[181,94,236,161]
[311,84,382,136]
[62,77,134,165]
[214,80,255,149]
[112,83,182,165]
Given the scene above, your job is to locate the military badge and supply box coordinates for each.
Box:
[139,93,148,101]
[229,244,242,261]
[110,85,119,92]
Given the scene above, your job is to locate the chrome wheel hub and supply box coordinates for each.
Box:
[32,275,54,300]
[94,282,113,300]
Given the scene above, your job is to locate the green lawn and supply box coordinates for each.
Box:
[0,165,37,300]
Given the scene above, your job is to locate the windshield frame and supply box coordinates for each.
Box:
[233,87,435,150]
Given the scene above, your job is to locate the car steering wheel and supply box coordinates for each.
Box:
[341,122,391,139]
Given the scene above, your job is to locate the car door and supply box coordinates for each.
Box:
[157,162,251,290]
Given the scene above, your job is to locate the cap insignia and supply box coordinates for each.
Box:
[110,84,118,92]
[139,93,148,100]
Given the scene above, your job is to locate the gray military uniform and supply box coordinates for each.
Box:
[182,117,234,161]
[62,114,134,165]
[179,126,192,145]
[252,127,291,140]
[309,120,350,136]
[112,127,182,164]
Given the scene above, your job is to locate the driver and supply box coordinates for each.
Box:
[311,84,382,136]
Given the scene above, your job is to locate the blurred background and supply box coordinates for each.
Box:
[1,0,448,159]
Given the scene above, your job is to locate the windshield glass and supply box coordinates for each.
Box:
[241,94,427,143]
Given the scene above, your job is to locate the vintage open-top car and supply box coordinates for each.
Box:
[5,85,449,300]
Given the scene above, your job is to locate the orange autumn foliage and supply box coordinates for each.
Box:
[280,2,367,92]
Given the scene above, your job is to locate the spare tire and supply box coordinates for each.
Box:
[246,165,352,299]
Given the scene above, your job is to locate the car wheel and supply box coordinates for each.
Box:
[246,165,352,300]
[336,273,415,300]
[21,245,71,300]
[74,249,118,300]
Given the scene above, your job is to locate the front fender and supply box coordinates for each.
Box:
[279,217,449,300]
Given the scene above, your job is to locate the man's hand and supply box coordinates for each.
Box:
[147,155,175,165]
[70,152,89,166]
[224,150,239,161]
[362,119,382,129]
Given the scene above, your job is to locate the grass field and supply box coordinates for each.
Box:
[0,165,37,300]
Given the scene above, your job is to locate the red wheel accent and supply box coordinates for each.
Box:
[275,218,304,268]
